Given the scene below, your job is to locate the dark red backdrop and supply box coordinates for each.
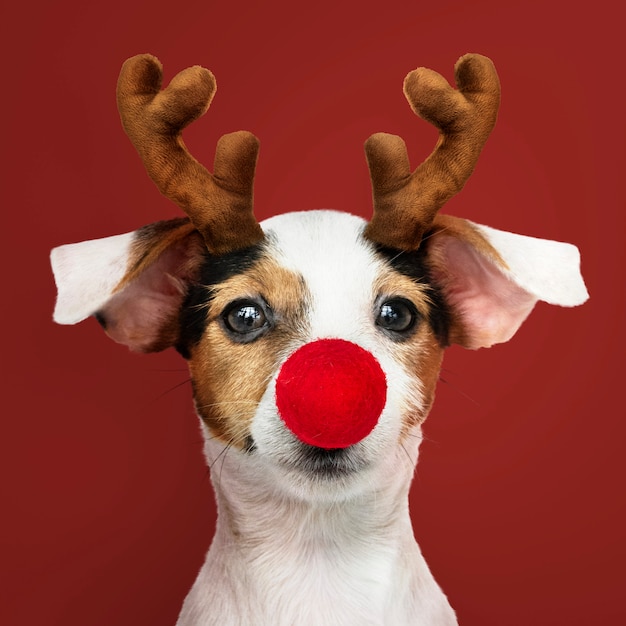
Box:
[2,1,623,624]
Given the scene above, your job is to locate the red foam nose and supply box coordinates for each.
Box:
[275,339,387,449]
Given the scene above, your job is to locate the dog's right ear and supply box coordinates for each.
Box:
[51,218,206,353]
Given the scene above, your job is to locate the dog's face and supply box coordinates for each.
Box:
[186,211,444,499]
[52,209,587,502]
[51,53,588,503]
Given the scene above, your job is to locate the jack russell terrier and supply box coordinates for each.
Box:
[51,53,588,625]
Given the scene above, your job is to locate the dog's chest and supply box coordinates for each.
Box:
[178,488,457,626]
[246,534,396,624]
[244,540,455,625]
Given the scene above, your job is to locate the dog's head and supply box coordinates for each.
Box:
[51,54,588,501]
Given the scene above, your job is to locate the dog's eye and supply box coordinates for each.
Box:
[222,299,271,341]
[376,298,418,335]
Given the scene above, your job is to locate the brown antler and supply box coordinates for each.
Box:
[116,54,264,255]
[363,53,501,251]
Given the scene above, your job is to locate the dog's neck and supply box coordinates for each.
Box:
[175,432,456,626]
[209,436,416,554]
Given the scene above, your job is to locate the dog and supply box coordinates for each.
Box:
[51,53,588,625]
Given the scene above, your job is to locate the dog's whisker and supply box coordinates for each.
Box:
[143,378,192,403]
[399,441,416,471]
[438,375,480,406]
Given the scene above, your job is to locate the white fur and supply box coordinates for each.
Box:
[51,231,134,324]
[263,211,381,342]
[473,223,589,307]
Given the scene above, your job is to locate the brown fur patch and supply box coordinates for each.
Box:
[188,257,310,448]
[428,214,508,270]
[373,270,445,434]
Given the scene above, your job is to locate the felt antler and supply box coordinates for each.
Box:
[363,53,501,251]
[116,54,264,255]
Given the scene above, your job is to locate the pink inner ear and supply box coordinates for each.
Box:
[100,240,201,353]
[429,236,537,350]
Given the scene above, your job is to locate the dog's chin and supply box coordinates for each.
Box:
[265,443,380,502]
[291,445,368,477]
[246,408,391,501]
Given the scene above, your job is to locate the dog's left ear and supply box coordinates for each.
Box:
[423,215,589,349]
[51,218,206,352]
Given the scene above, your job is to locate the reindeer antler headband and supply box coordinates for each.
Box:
[116,55,264,256]
[116,53,500,254]
[364,54,501,250]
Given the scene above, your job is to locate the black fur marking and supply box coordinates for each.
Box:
[135,216,191,242]
[243,435,256,454]
[94,311,107,329]
[375,244,451,347]
[176,242,265,359]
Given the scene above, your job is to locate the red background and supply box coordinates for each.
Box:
[2,1,623,624]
